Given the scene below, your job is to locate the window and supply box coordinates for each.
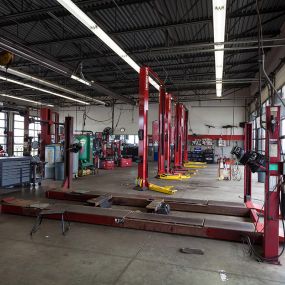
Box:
[13,114,24,156]
[110,134,139,145]
[125,135,139,144]
[29,117,41,156]
[0,112,7,151]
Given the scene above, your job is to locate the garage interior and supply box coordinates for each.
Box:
[0,0,285,284]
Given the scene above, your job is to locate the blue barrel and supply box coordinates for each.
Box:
[55,162,64,181]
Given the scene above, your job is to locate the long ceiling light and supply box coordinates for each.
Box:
[0,65,105,105]
[0,36,134,105]
[212,0,227,97]
[56,0,161,91]
[0,75,89,105]
[0,93,54,107]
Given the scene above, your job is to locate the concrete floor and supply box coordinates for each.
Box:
[0,163,284,285]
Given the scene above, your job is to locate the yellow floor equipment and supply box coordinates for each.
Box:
[185,161,207,165]
[148,183,177,195]
[183,164,207,169]
[157,173,191,180]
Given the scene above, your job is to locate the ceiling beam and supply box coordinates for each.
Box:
[24,15,282,47]
[0,3,283,29]
[0,0,154,27]
[39,41,264,64]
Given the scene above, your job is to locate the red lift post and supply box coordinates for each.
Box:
[39,107,59,161]
[174,103,183,168]
[244,123,252,202]
[245,106,283,263]
[174,103,189,170]
[164,93,172,173]
[40,108,51,161]
[263,106,281,262]
[62,116,73,190]
[158,90,172,175]
[183,108,189,163]
[137,66,165,189]
[158,87,166,175]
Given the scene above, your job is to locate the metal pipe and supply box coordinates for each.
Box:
[262,54,285,108]
[154,44,285,56]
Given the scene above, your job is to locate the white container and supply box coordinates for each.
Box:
[45,165,55,179]
[45,144,62,167]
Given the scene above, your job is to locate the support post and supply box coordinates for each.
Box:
[54,112,59,144]
[23,110,30,156]
[137,67,149,189]
[40,108,52,161]
[174,103,183,168]
[158,87,166,175]
[165,93,171,173]
[263,106,281,263]
[62,116,73,190]
[7,112,13,156]
[244,123,252,202]
[183,108,189,163]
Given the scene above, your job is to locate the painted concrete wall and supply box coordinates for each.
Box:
[57,99,246,136]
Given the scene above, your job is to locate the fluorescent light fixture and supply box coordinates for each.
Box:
[212,0,227,97]
[71,75,91,86]
[0,66,105,105]
[57,0,159,91]
[216,81,222,97]
[149,77,160,91]
[0,75,89,105]
[0,93,54,107]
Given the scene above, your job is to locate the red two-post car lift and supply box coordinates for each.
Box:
[1,73,284,264]
[244,106,284,263]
